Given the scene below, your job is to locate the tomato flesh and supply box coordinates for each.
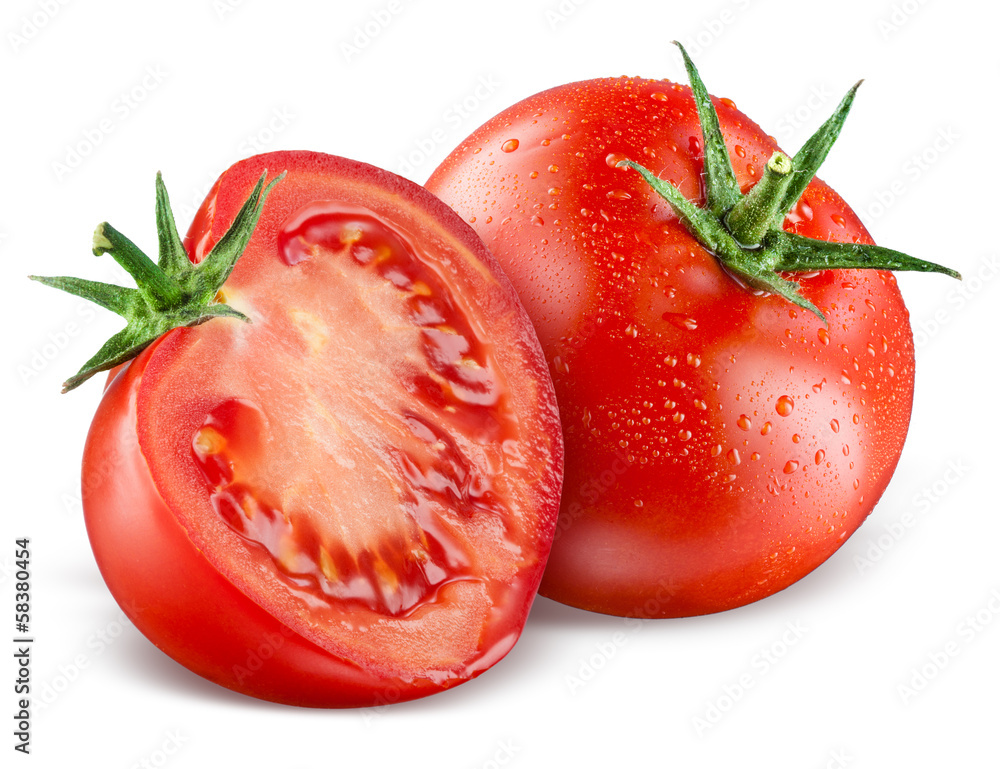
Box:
[83,152,562,704]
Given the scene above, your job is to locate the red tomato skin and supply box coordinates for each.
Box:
[84,340,442,707]
[428,77,915,617]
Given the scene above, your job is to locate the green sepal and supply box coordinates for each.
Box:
[58,303,250,393]
[778,81,862,225]
[189,170,277,302]
[618,45,960,323]
[769,231,961,278]
[674,41,741,216]
[31,169,284,392]
[617,160,743,260]
[28,275,139,317]
[154,172,189,276]
[737,268,824,321]
[618,158,822,317]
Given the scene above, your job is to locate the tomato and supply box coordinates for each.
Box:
[427,54,955,618]
[75,151,562,705]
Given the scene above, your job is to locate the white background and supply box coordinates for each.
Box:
[3,0,997,766]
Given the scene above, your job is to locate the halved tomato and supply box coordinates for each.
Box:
[79,152,562,706]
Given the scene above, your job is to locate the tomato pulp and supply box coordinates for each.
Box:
[82,152,562,705]
[428,76,917,617]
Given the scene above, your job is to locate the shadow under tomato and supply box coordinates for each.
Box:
[113,630,276,710]
[108,555,855,715]
[524,594,638,630]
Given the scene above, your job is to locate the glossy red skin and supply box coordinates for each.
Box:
[428,77,915,617]
[82,152,563,705]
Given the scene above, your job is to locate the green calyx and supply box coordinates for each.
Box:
[31,170,284,392]
[618,41,960,321]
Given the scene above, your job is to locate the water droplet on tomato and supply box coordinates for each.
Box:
[735,145,746,158]
[830,419,840,433]
[727,448,741,466]
[775,395,794,416]
[606,152,629,168]
[817,328,830,346]
[815,450,825,464]
[737,415,752,431]
[501,139,519,153]
[788,199,814,224]
[663,313,698,331]
[783,460,799,474]
[831,213,847,228]
[531,214,545,226]
[650,91,669,102]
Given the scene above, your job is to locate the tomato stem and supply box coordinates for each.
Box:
[619,42,961,321]
[725,152,793,247]
[92,221,183,310]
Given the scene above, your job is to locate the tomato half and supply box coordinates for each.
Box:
[82,151,562,706]
[427,76,917,617]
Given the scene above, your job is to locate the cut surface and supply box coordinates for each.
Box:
[136,155,561,681]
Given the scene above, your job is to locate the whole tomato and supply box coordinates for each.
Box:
[427,46,957,617]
